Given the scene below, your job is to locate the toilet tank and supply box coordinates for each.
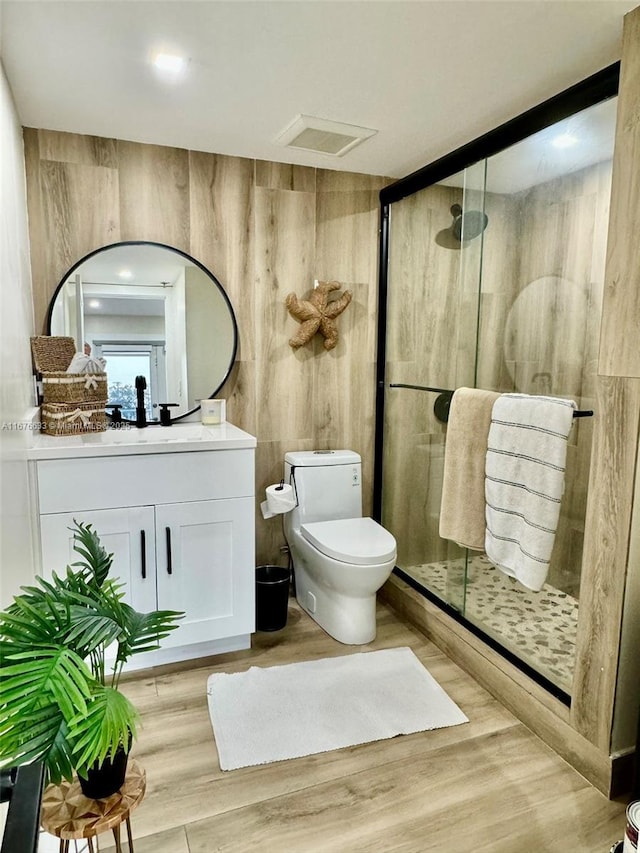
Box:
[284,450,362,525]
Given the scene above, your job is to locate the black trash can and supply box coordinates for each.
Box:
[255,565,290,631]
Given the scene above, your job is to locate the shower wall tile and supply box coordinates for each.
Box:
[573,375,640,750]
[386,184,463,387]
[599,7,640,378]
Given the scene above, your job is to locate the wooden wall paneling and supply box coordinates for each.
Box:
[117,140,190,252]
[187,151,257,433]
[572,375,640,749]
[313,171,383,494]
[599,7,640,378]
[22,129,387,566]
[35,145,120,331]
[22,129,47,333]
[188,152,255,363]
[223,360,257,438]
[612,446,640,753]
[255,161,316,193]
[36,128,117,169]
[254,186,316,444]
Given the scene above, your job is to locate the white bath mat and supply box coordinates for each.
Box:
[206,646,468,770]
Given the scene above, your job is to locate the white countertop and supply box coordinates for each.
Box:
[26,421,257,460]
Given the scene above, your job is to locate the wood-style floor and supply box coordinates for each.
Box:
[106,599,626,853]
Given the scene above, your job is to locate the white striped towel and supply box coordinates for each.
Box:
[484,393,576,592]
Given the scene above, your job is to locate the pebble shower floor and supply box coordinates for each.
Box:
[404,554,578,693]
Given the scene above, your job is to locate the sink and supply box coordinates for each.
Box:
[109,423,212,443]
[27,420,256,459]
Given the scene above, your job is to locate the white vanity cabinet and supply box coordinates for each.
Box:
[29,424,257,668]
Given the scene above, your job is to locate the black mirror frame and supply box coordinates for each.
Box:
[45,240,239,425]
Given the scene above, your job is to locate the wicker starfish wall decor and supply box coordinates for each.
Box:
[285,281,352,351]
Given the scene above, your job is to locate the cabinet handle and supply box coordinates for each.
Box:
[140,530,146,579]
[166,527,173,575]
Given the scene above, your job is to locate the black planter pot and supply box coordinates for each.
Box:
[79,743,129,800]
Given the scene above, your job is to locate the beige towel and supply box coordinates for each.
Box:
[439,387,500,550]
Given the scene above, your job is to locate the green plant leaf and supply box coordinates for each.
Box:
[68,520,113,587]
[69,686,138,772]
[0,647,93,721]
[0,648,95,783]
[115,605,183,664]
[64,610,122,652]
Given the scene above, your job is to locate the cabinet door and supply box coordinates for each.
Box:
[39,507,157,614]
[155,498,255,646]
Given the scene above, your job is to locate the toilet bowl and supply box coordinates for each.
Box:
[283,450,397,644]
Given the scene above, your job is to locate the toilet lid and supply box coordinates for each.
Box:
[301,517,397,566]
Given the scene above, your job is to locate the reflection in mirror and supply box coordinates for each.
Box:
[48,242,237,423]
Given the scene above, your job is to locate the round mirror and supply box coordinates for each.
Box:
[46,241,238,424]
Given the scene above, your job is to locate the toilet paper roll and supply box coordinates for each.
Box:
[262,483,296,519]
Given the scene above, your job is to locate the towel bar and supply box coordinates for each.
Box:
[387,384,594,424]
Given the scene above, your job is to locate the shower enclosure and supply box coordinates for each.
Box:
[374,66,619,701]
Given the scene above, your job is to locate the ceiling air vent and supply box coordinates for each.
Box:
[276,115,377,157]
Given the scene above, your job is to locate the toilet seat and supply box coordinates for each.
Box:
[301,517,396,566]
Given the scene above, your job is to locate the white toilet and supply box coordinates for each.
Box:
[283,450,397,644]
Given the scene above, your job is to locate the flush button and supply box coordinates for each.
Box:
[352,467,360,484]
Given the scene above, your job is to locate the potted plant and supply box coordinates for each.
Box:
[0,520,182,797]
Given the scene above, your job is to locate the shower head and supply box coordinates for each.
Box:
[450,204,488,242]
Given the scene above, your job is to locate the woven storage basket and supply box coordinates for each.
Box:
[42,372,108,404]
[31,335,108,410]
[41,401,107,435]
[30,336,76,373]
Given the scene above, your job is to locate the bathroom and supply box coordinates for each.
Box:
[2,2,640,851]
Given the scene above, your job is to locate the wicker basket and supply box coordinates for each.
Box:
[31,336,108,419]
[30,336,76,373]
[42,372,108,404]
[41,401,108,435]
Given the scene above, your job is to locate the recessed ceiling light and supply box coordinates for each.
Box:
[552,132,578,149]
[152,53,186,74]
[88,299,101,309]
[118,269,133,279]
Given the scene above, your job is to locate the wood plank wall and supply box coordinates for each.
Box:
[22,129,389,566]
[572,4,640,753]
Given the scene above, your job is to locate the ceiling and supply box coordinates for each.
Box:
[1,1,637,179]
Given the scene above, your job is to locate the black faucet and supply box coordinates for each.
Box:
[105,403,123,424]
[135,376,147,428]
[159,403,179,426]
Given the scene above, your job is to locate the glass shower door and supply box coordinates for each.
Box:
[382,162,486,614]
[380,93,616,696]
